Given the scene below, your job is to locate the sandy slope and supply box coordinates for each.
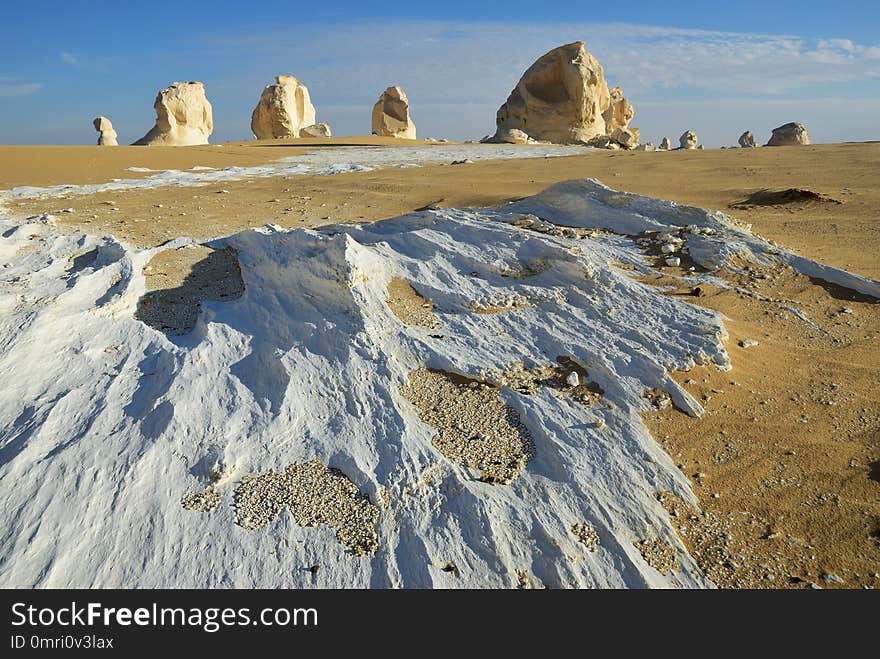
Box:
[0,139,877,588]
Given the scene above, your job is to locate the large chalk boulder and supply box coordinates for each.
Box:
[371,86,416,139]
[679,130,698,150]
[611,126,640,149]
[134,82,213,146]
[494,128,536,144]
[766,122,811,146]
[738,131,756,148]
[494,41,611,144]
[251,75,317,140]
[93,116,118,146]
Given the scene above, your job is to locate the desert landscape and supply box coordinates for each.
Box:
[0,36,877,590]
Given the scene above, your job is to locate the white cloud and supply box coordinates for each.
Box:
[61,52,81,66]
[0,81,43,97]
[200,20,880,143]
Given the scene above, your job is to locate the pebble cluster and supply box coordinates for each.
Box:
[633,538,680,575]
[494,358,604,407]
[385,277,439,327]
[511,213,609,241]
[233,460,380,556]
[400,367,533,484]
[180,485,222,512]
[643,387,673,410]
[571,522,600,551]
[635,226,716,270]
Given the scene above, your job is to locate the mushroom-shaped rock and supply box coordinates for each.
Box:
[659,137,671,150]
[371,86,416,139]
[738,131,756,148]
[494,41,612,144]
[133,82,213,146]
[251,75,317,140]
[766,122,811,146]
[93,116,118,146]
[679,130,698,150]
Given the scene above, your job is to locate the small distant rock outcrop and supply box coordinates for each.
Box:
[495,128,537,144]
[93,116,118,146]
[738,131,756,148]
[679,130,698,150]
[490,41,638,149]
[766,122,811,146]
[372,86,416,139]
[299,123,332,138]
[133,82,213,146]
[659,137,671,150]
[251,75,320,140]
[635,142,654,152]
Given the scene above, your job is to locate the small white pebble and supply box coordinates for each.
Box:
[740,338,759,348]
[566,371,580,387]
[664,256,681,267]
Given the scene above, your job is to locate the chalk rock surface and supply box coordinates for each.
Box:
[93,116,118,146]
[134,82,213,146]
[251,75,317,140]
[679,130,698,150]
[738,131,756,148]
[766,122,811,146]
[371,86,416,139]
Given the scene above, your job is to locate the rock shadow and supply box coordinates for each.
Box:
[136,246,245,335]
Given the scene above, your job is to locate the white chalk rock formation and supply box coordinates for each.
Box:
[251,75,317,140]
[93,116,118,146]
[679,130,698,150]
[494,41,611,144]
[371,86,416,139]
[299,123,332,138]
[738,131,756,148]
[766,122,811,146]
[635,142,655,152]
[659,137,671,150]
[134,82,213,146]
[4,174,878,590]
[603,86,634,135]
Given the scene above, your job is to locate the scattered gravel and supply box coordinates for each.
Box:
[571,522,600,551]
[400,367,532,484]
[385,277,438,327]
[492,358,604,407]
[633,538,679,575]
[181,485,222,512]
[233,460,380,556]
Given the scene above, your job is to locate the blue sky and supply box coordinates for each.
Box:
[1,1,878,146]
